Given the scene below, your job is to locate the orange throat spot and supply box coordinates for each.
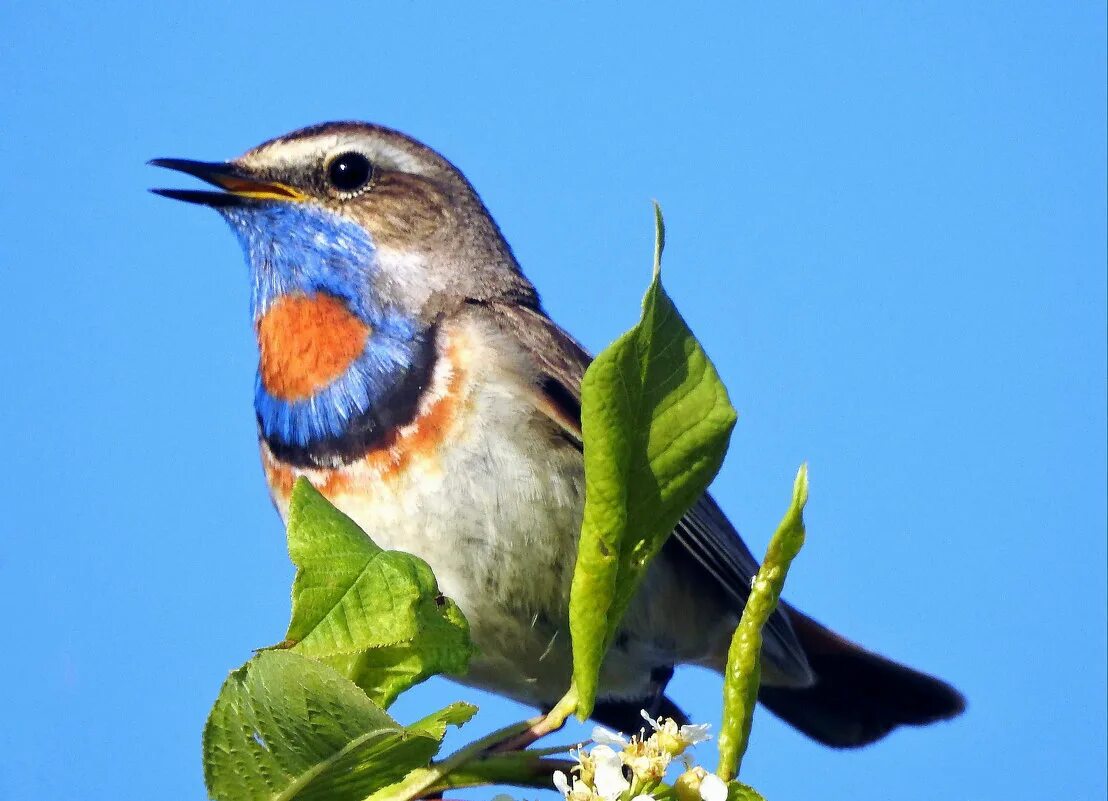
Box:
[256,293,370,401]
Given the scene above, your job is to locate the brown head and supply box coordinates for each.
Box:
[152,121,538,325]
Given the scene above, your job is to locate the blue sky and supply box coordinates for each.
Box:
[1,3,1104,800]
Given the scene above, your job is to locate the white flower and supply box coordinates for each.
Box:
[698,773,728,801]
[630,796,657,801]
[677,722,712,746]
[591,725,630,748]
[590,745,631,800]
[640,709,712,753]
[674,767,707,801]
[553,770,572,796]
[552,769,593,801]
[624,750,660,781]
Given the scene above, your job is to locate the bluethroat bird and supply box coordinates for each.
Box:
[152,122,964,747]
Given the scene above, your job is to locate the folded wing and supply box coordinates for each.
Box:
[488,301,813,685]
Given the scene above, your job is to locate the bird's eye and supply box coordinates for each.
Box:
[326,152,373,194]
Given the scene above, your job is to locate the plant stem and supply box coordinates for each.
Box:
[491,685,580,753]
[717,465,808,781]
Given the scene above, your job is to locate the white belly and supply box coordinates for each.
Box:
[264,315,587,706]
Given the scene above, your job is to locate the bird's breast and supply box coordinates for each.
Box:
[259,312,591,702]
[261,317,474,496]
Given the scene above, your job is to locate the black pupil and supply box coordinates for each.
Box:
[328,153,371,192]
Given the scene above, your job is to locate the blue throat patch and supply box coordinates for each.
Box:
[219,201,428,450]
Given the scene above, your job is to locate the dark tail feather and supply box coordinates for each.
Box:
[759,607,966,748]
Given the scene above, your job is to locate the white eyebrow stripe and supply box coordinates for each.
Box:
[238,132,426,175]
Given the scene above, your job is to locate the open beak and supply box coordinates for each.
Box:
[148,158,306,207]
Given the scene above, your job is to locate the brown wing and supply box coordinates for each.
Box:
[486,301,812,684]
[487,302,589,446]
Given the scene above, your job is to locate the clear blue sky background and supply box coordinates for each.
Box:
[1,3,1104,800]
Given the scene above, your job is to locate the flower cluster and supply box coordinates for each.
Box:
[552,711,727,801]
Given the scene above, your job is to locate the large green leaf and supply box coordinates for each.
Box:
[282,480,474,704]
[717,465,808,782]
[319,597,473,708]
[203,651,472,801]
[570,204,738,717]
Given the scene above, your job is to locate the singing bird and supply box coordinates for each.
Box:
[152,122,963,746]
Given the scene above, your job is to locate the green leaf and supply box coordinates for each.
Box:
[283,480,474,704]
[320,598,473,707]
[570,204,738,716]
[717,465,808,781]
[203,651,466,801]
[404,701,479,740]
[727,782,768,801]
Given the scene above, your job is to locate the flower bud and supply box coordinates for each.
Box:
[674,767,709,801]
